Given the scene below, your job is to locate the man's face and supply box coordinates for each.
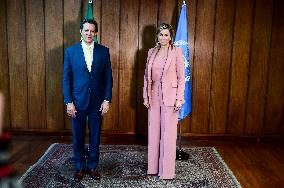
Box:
[80,23,97,44]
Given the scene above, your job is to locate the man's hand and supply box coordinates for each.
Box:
[100,101,109,115]
[66,103,77,118]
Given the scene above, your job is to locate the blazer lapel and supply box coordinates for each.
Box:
[91,43,100,75]
[78,43,89,72]
[147,48,157,82]
[163,47,175,73]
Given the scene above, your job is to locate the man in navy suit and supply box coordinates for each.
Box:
[62,19,112,182]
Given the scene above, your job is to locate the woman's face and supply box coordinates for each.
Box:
[158,29,171,47]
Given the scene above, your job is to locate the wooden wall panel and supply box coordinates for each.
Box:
[245,0,273,135]
[93,0,101,43]
[227,0,254,134]
[45,0,64,130]
[158,0,177,27]
[6,0,28,129]
[1,0,283,137]
[0,0,10,129]
[263,0,284,135]
[63,0,83,130]
[26,0,46,129]
[209,0,235,134]
[191,0,216,133]
[136,0,159,133]
[64,0,83,47]
[118,0,139,132]
[101,0,120,131]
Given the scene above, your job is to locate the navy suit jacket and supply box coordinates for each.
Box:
[62,42,112,110]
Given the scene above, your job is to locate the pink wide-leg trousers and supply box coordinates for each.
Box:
[147,82,178,179]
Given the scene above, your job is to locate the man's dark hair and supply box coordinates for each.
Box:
[80,19,98,32]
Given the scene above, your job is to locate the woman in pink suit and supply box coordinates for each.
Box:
[143,23,185,179]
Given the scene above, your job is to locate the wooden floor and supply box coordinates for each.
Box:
[9,134,284,188]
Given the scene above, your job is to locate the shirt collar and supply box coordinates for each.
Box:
[81,40,94,50]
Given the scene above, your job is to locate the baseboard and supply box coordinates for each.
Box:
[4,129,284,143]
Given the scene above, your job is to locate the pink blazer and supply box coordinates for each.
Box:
[143,46,185,106]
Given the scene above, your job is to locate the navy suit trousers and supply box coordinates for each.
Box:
[71,95,102,172]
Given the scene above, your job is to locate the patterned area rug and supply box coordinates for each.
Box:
[20,144,241,188]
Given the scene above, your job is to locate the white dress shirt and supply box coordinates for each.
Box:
[81,41,94,72]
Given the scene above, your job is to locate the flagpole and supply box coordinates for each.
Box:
[175,0,191,161]
[176,120,190,161]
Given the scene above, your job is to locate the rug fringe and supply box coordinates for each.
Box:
[211,148,242,188]
[18,143,59,184]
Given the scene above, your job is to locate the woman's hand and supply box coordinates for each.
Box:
[143,99,150,108]
[174,100,182,111]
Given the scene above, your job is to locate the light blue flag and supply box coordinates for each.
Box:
[174,1,192,121]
